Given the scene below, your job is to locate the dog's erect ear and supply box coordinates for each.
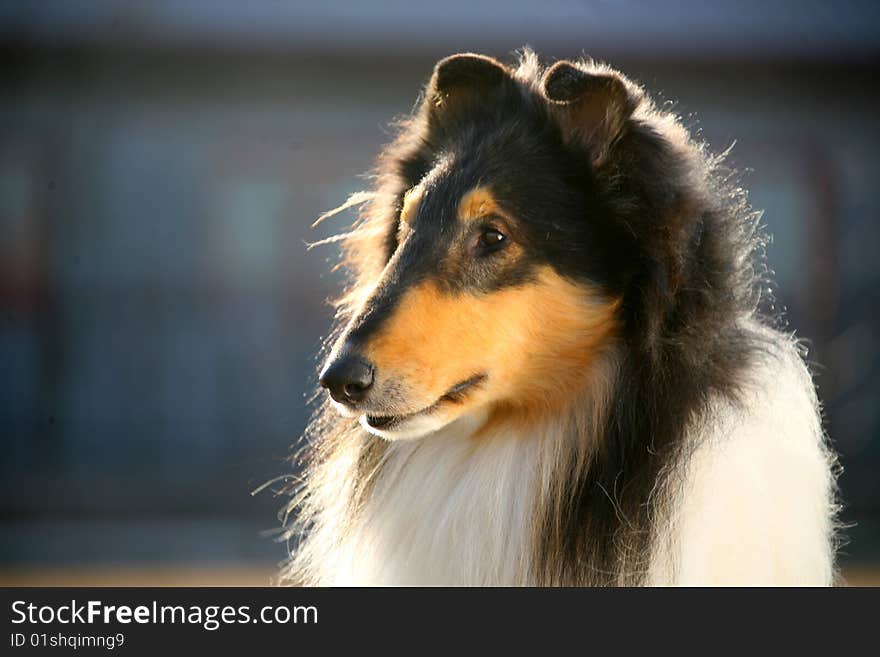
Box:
[542,61,641,167]
[426,53,512,119]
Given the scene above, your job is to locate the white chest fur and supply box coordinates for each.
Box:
[321,411,551,585]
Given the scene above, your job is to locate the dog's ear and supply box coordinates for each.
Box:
[542,61,641,167]
[426,53,513,119]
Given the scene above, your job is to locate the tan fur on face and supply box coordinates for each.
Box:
[458,186,503,223]
[400,186,424,225]
[396,186,424,245]
[362,266,620,428]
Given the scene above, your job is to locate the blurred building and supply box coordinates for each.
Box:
[1,1,879,581]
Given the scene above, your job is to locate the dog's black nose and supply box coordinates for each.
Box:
[319,354,374,404]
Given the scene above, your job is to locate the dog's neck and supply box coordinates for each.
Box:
[324,410,567,585]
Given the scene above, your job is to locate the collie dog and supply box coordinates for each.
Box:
[281,51,839,585]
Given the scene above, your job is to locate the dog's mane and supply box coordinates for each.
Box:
[278,50,777,585]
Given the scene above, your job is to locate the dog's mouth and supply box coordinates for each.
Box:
[363,413,402,430]
[362,374,487,432]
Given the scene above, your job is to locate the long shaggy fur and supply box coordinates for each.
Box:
[277,50,840,586]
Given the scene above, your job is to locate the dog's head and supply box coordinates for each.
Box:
[319,53,648,440]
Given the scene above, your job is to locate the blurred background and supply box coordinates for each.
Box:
[1,1,879,586]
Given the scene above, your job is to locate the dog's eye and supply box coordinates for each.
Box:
[475,227,506,254]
